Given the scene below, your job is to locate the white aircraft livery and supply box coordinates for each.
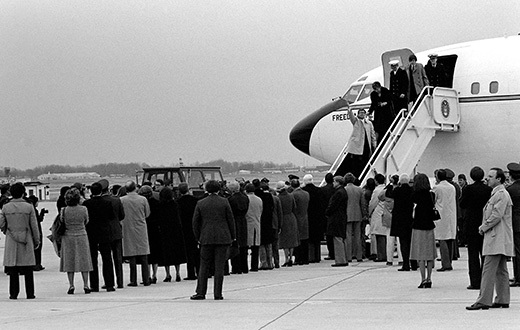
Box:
[289,35,520,182]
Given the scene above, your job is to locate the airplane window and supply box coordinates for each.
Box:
[359,84,374,101]
[489,81,499,94]
[343,85,362,104]
[471,82,480,95]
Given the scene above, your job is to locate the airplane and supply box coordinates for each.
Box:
[289,35,520,184]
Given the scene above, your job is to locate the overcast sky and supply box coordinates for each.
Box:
[1,0,518,169]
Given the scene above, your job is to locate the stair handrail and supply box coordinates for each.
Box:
[358,86,434,185]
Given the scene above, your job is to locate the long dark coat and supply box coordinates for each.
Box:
[320,183,335,232]
[156,199,187,266]
[228,191,249,248]
[325,187,348,238]
[389,184,414,237]
[303,183,325,242]
[177,194,198,251]
[257,191,275,245]
[460,181,492,239]
[145,197,162,264]
[277,190,299,249]
[292,188,310,240]
[390,68,409,112]
[369,87,395,136]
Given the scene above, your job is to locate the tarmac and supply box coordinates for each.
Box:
[0,201,519,330]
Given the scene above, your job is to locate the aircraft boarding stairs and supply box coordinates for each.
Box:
[327,86,461,186]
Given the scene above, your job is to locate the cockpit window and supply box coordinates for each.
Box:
[343,85,362,104]
[359,84,374,101]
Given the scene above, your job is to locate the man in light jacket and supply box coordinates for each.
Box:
[467,168,514,310]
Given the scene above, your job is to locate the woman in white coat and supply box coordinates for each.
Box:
[432,169,457,271]
[369,174,388,262]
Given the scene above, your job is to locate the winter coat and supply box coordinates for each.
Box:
[0,199,40,267]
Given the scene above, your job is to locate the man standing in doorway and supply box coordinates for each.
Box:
[338,106,377,179]
[389,59,409,114]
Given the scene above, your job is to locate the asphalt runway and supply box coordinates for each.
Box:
[0,202,519,329]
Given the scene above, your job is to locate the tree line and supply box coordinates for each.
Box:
[4,159,297,179]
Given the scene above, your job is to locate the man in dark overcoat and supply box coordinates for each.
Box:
[291,179,310,265]
[177,183,200,280]
[325,176,349,267]
[99,179,125,289]
[368,81,395,144]
[389,60,409,114]
[506,162,520,287]
[460,166,492,290]
[424,53,449,87]
[227,182,250,274]
[83,182,116,292]
[302,174,325,263]
[191,180,235,301]
[320,173,335,260]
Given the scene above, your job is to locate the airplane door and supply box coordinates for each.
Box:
[381,49,414,88]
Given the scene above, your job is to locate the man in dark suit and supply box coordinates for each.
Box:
[177,183,200,280]
[368,81,395,144]
[302,174,324,263]
[320,173,335,260]
[83,182,116,292]
[291,179,310,265]
[98,179,125,289]
[389,59,409,114]
[325,176,349,267]
[460,166,492,290]
[191,180,235,301]
[227,182,249,274]
[425,53,449,88]
[506,162,520,287]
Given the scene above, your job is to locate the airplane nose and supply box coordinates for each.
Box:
[289,98,349,155]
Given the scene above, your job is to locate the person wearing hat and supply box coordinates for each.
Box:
[506,162,520,287]
[389,59,409,114]
[425,53,448,88]
[99,179,126,289]
[368,81,394,145]
[460,166,492,290]
[407,54,429,104]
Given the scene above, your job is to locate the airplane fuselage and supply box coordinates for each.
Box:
[290,35,520,177]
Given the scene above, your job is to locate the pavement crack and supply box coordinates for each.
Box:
[258,267,377,330]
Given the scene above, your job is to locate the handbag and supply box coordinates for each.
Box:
[56,208,67,236]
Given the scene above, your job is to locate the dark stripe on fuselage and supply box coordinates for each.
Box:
[289,98,348,155]
[459,94,520,103]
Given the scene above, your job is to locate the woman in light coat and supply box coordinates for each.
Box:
[369,174,388,261]
[245,183,262,271]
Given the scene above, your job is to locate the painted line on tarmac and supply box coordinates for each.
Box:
[258,266,378,330]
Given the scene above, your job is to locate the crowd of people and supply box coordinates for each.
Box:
[0,162,517,310]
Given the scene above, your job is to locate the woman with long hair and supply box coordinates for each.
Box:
[59,188,93,294]
[410,173,437,288]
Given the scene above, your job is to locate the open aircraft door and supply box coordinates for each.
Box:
[381,49,414,88]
